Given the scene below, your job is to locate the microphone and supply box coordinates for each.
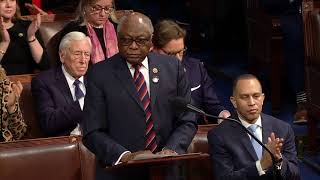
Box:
[170,97,283,180]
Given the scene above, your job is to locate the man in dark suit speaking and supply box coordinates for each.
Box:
[208,74,299,180]
[82,12,197,179]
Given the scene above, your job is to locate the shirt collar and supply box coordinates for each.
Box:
[238,114,262,129]
[126,56,149,70]
[61,65,84,85]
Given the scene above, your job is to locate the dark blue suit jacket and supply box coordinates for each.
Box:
[183,57,225,124]
[31,67,84,136]
[82,53,197,168]
[208,113,299,180]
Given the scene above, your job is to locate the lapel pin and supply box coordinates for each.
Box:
[183,67,187,73]
[152,67,159,74]
[152,76,159,83]
[18,33,23,37]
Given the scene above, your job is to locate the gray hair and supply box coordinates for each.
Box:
[59,31,92,52]
[117,13,154,35]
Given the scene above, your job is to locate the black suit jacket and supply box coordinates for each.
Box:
[82,53,197,167]
[208,113,300,180]
[31,67,84,136]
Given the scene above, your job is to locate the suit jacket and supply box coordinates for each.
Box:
[82,53,197,169]
[207,113,299,180]
[31,67,84,136]
[183,56,225,124]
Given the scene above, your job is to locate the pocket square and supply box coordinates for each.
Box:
[191,85,201,91]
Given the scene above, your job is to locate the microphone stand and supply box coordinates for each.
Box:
[184,104,282,180]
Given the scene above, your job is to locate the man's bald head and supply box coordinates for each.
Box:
[117,12,153,65]
[117,12,154,36]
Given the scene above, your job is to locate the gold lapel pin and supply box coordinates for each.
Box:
[18,33,23,37]
[152,67,159,74]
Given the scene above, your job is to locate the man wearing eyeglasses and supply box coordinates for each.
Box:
[32,32,91,137]
[82,12,197,180]
[153,20,231,124]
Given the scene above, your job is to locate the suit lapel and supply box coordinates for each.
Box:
[148,55,159,108]
[231,119,259,161]
[261,114,272,145]
[83,75,88,87]
[112,57,145,111]
[55,67,74,105]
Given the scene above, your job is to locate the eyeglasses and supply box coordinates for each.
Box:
[161,47,187,57]
[90,5,114,14]
[69,50,91,59]
[119,37,151,46]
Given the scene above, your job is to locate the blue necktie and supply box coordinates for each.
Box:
[247,124,262,159]
[73,79,84,100]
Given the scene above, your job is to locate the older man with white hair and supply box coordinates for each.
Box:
[32,31,91,137]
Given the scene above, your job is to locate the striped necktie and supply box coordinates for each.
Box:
[133,64,157,152]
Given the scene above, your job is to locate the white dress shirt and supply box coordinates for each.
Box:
[238,115,266,176]
[62,65,86,135]
[126,57,150,94]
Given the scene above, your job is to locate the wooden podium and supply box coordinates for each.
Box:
[106,153,209,180]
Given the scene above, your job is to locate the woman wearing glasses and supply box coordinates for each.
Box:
[58,0,118,64]
[153,20,231,124]
[0,0,49,75]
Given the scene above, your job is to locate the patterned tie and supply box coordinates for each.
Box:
[133,64,157,152]
[73,79,84,100]
[247,124,262,159]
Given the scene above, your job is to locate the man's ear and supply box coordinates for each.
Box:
[59,51,65,64]
[149,45,154,52]
[261,93,265,105]
[149,34,154,51]
[230,96,237,109]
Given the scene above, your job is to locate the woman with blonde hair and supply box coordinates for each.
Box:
[0,0,49,75]
[58,0,118,64]
[0,65,27,142]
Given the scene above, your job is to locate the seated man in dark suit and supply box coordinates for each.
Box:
[152,20,230,124]
[208,74,299,180]
[82,12,197,180]
[32,31,91,137]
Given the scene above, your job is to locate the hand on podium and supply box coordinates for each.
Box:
[156,148,178,156]
[120,150,153,163]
